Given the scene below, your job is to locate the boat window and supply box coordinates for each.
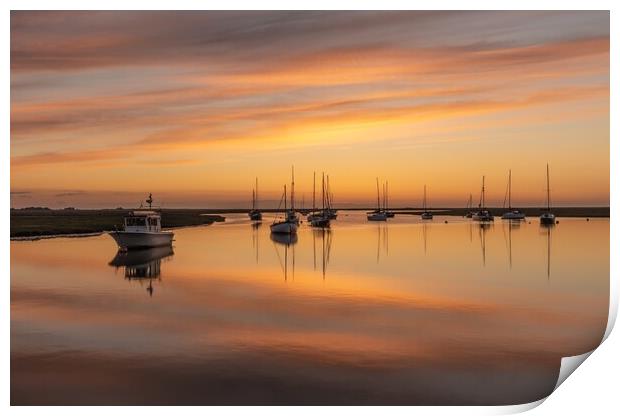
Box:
[148,218,158,226]
[125,217,146,226]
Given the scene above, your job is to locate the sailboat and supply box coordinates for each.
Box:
[540,164,556,225]
[501,170,525,220]
[310,173,331,228]
[465,194,474,218]
[384,181,395,218]
[421,185,433,220]
[270,184,298,234]
[325,175,338,219]
[368,178,388,221]
[471,176,494,222]
[248,177,262,221]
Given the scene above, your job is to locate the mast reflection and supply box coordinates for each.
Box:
[540,223,554,280]
[313,228,333,279]
[270,233,298,281]
[108,246,174,296]
[478,222,492,267]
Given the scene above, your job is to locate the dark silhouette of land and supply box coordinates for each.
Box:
[10,208,224,238]
[10,206,608,238]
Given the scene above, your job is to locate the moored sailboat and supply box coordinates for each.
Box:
[421,185,433,220]
[270,184,298,234]
[471,176,494,222]
[248,177,262,221]
[540,164,556,225]
[310,173,331,228]
[501,170,525,220]
[368,178,388,221]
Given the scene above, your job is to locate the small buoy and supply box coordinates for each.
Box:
[556,220,559,224]
[586,218,590,221]
[444,220,448,224]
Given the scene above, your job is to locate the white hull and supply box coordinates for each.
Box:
[270,221,298,234]
[109,231,174,250]
[421,212,433,220]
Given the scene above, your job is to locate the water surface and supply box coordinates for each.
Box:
[11,212,609,405]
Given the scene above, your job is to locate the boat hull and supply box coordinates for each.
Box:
[249,210,262,221]
[310,217,330,227]
[421,212,433,220]
[501,211,526,220]
[109,231,174,250]
[471,211,494,222]
[270,221,298,234]
[540,213,556,225]
[367,212,387,221]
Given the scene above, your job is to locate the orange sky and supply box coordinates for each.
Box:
[10,11,609,208]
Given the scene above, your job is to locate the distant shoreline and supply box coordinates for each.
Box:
[10,206,608,240]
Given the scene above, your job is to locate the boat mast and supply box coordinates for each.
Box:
[252,189,256,210]
[508,170,512,210]
[482,176,486,209]
[291,166,295,211]
[548,165,551,211]
[284,185,287,212]
[322,172,326,211]
[312,171,316,212]
[376,177,381,211]
[423,185,427,211]
[255,177,259,210]
[386,181,389,212]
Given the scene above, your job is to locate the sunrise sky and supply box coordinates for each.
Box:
[10,11,609,208]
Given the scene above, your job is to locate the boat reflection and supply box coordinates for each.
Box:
[108,246,174,296]
[312,228,333,279]
[478,222,492,266]
[540,223,554,279]
[502,219,522,269]
[271,232,297,281]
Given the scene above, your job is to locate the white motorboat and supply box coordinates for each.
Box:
[540,164,556,225]
[501,170,525,220]
[108,194,174,250]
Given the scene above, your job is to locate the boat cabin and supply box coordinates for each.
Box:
[123,210,162,232]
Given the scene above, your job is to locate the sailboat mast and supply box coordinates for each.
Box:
[546,164,551,211]
[255,177,259,210]
[376,177,380,211]
[423,185,427,211]
[322,172,325,210]
[290,166,295,210]
[386,181,389,212]
[284,185,287,212]
[252,189,256,210]
[508,170,512,210]
[482,176,486,209]
[312,171,316,211]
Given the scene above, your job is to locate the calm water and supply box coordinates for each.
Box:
[11,212,609,405]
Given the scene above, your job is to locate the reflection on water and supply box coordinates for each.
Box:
[11,213,609,405]
[108,246,174,296]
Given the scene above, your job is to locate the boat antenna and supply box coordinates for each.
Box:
[146,193,153,209]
